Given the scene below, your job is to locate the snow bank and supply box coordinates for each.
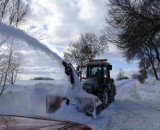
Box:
[115,79,160,104]
[0,80,71,116]
[136,79,160,104]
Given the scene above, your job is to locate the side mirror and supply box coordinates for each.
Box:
[62,61,72,75]
[76,67,80,77]
[108,65,112,70]
[76,66,79,71]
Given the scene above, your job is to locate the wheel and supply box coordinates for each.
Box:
[110,84,115,103]
[101,90,110,109]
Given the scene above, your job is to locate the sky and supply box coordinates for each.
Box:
[18,0,138,79]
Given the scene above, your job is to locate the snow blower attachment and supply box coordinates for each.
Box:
[46,95,102,117]
[46,96,69,113]
[76,97,102,117]
[46,59,116,117]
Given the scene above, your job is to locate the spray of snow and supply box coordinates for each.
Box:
[0,22,64,71]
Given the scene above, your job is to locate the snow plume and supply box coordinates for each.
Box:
[0,22,63,68]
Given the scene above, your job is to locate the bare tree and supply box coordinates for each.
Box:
[117,68,127,80]
[0,43,13,96]
[105,0,160,79]
[0,41,23,95]
[64,33,108,66]
[0,0,30,95]
[7,53,22,84]
[0,0,30,27]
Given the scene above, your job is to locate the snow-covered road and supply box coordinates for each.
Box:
[87,80,160,130]
[0,79,160,130]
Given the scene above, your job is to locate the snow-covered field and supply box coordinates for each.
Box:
[0,79,160,130]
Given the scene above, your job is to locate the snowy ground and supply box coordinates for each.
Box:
[0,79,160,130]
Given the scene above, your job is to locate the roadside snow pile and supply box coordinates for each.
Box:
[0,80,71,116]
[137,79,160,104]
[115,79,160,104]
[115,80,142,102]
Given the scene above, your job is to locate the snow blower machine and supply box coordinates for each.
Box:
[46,59,116,117]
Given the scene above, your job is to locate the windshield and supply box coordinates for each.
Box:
[87,66,102,78]
[87,65,109,84]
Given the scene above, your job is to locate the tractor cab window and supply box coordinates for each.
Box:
[87,66,102,78]
[87,65,109,84]
[81,67,87,79]
[77,66,87,79]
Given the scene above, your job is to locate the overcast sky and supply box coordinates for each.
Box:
[19,0,138,79]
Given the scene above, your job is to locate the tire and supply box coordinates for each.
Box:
[110,84,115,103]
[101,90,110,109]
